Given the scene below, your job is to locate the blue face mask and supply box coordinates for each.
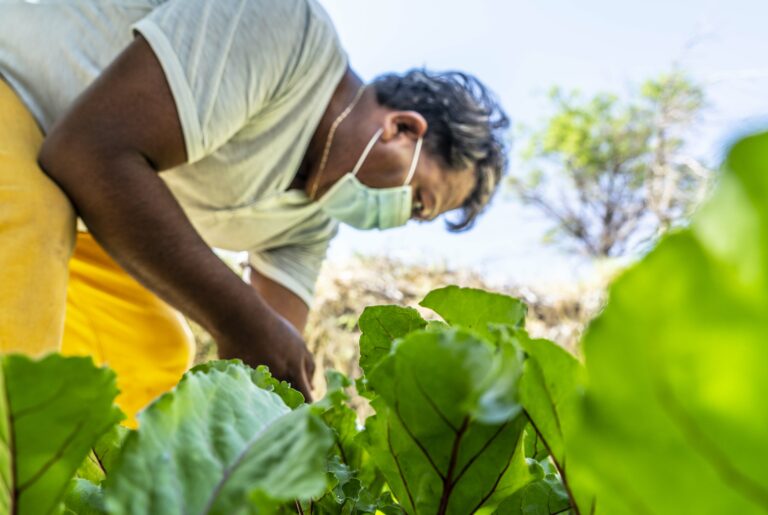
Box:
[318,128,424,230]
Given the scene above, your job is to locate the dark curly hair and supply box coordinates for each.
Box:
[372,69,510,231]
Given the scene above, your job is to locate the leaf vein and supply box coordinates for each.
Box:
[413,377,458,433]
[394,400,445,481]
[452,421,509,487]
[18,419,86,493]
[387,418,415,513]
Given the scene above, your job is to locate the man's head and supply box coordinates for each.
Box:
[312,68,509,231]
[370,69,510,231]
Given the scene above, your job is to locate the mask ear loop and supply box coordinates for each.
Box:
[403,136,423,186]
[351,128,384,177]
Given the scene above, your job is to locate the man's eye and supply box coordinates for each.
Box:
[413,191,425,218]
[415,189,435,220]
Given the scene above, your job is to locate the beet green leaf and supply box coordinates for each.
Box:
[358,305,427,376]
[420,286,527,339]
[0,355,122,515]
[517,333,583,473]
[363,328,533,514]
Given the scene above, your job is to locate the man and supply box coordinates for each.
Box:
[0,0,508,423]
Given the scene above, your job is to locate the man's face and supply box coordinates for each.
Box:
[353,130,476,224]
[409,154,475,222]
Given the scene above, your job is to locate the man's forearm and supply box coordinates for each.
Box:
[39,145,269,343]
[249,268,309,334]
[39,141,314,395]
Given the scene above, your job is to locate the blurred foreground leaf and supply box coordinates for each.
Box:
[567,131,768,513]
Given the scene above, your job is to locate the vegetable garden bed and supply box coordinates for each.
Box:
[1,131,767,514]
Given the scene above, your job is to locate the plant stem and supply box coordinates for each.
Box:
[437,417,469,514]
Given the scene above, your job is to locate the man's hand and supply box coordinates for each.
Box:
[38,36,314,398]
[246,267,315,399]
[216,311,316,401]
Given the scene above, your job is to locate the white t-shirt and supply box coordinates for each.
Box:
[0,0,347,306]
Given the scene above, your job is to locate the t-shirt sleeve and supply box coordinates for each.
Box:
[248,241,331,308]
[132,0,305,163]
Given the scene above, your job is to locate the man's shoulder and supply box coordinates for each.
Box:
[243,0,347,106]
[231,0,345,68]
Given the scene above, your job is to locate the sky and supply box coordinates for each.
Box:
[320,0,768,287]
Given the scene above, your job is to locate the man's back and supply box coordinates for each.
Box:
[0,0,153,132]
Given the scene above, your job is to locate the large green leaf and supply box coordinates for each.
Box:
[517,334,583,470]
[103,361,333,514]
[358,306,427,376]
[190,360,305,408]
[363,328,532,514]
[567,131,768,513]
[420,286,527,339]
[0,355,122,515]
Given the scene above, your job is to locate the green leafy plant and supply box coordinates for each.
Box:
[299,288,577,515]
[2,130,767,515]
[1,292,573,514]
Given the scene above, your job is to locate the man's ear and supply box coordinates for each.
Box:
[381,110,428,142]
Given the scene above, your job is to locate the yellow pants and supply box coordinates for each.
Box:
[0,78,194,427]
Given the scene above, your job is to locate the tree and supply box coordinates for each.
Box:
[508,71,712,258]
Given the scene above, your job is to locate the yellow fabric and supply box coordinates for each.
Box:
[62,232,195,427]
[0,78,195,428]
[0,78,76,354]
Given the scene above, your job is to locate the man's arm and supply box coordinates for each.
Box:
[249,269,309,334]
[38,35,315,398]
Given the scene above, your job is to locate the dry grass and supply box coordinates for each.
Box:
[304,256,605,399]
[191,255,606,406]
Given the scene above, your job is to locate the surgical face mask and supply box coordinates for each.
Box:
[318,127,424,230]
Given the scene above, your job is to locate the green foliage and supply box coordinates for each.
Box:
[364,330,529,514]
[565,131,768,514]
[517,334,583,470]
[0,355,122,515]
[494,473,571,515]
[8,130,768,513]
[420,285,527,337]
[190,359,305,409]
[510,71,710,257]
[356,285,570,514]
[311,370,396,515]
[358,306,427,376]
[103,362,333,514]
[313,286,552,515]
[64,479,108,515]
[8,288,564,514]
[71,425,129,486]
